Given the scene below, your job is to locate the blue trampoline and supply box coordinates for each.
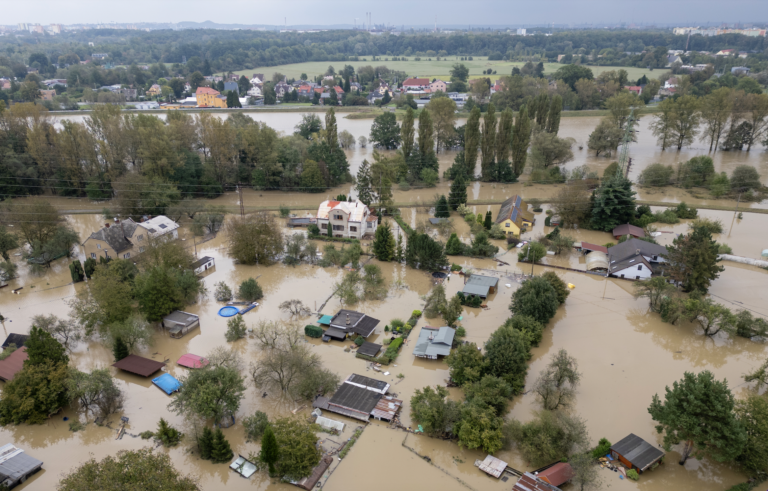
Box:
[218,306,239,317]
[152,373,181,395]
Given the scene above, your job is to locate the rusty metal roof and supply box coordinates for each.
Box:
[537,463,574,487]
[0,347,28,382]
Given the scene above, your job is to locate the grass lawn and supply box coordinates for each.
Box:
[229,57,666,85]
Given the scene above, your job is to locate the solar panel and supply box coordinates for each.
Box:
[511,208,518,223]
[515,195,521,207]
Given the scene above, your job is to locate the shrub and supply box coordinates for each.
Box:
[214,282,233,302]
[225,316,247,342]
[382,338,391,346]
[407,316,419,327]
[385,337,404,358]
[305,325,323,338]
[451,263,462,271]
[307,224,320,235]
[591,437,612,458]
[626,469,639,481]
[390,319,405,330]
[279,205,290,218]
[139,430,154,439]
[238,278,263,302]
[384,325,390,332]
[638,163,674,187]
[243,411,269,442]
[717,243,732,254]
[652,209,680,224]
[354,336,365,346]
[690,217,724,235]
[411,310,422,318]
[156,418,182,447]
[675,202,698,219]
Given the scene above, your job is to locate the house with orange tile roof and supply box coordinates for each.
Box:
[195,86,227,108]
[316,199,377,239]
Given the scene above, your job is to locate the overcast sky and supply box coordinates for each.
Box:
[5,0,768,26]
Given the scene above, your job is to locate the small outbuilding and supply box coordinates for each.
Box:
[537,462,574,487]
[162,311,200,338]
[0,348,28,382]
[230,455,258,478]
[293,455,333,490]
[344,373,390,394]
[152,373,182,395]
[323,383,381,421]
[612,224,646,240]
[413,326,455,359]
[192,256,215,275]
[610,433,665,473]
[513,472,560,491]
[462,274,499,298]
[475,455,508,478]
[356,341,382,358]
[0,444,43,488]
[1,334,28,350]
[585,251,610,272]
[112,355,166,377]
[177,353,209,369]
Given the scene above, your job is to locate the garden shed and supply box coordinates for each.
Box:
[162,311,200,338]
[112,355,166,377]
[462,274,499,298]
[0,444,43,488]
[0,348,28,382]
[610,433,665,473]
[1,334,28,350]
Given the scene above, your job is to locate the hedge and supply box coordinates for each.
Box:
[385,337,404,359]
[307,234,361,244]
[305,325,324,338]
[355,352,391,365]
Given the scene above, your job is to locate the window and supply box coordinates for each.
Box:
[333,214,343,220]
[137,234,144,242]
[332,225,344,231]
[350,226,357,232]
[321,223,328,229]
[367,222,373,228]
[124,253,130,259]
[97,243,101,249]
[139,246,145,253]
[505,223,510,228]
[637,265,642,271]
[90,253,96,259]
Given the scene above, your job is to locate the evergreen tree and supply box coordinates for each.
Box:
[546,95,563,134]
[312,91,321,105]
[372,222,396,261]
[480,103,497,180]
[590,174,637,232]
[202,59,212,76]
[401,106,415,158]
[665,226,724,293]
[484,211,493,230]
[226,91,241,108]
[325,108,338,148]
[511,105,532,176]
[395,233,404,262]
[198,426,214,460]
[26,326,69,366]
[405,233,448,271]
[381,91,391,105]
[300,161,326,193]
[210,428,234,463]
[435,195,450,218]
[448,173,468,210]
[445,233,465,255]
[343,76,350,93]
[260,425,279,475]
[329,87,338,105]
[112,336,129,362]
[355,159,374,205]
[83,257,97,279]
[69,259,85,283]
[418,108,437,172]
[464,106,482,177]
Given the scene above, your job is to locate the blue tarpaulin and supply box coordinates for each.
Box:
[152,373,181,395]
[318,315,333,326]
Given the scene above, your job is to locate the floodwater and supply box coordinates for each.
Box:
[1,113,767,490]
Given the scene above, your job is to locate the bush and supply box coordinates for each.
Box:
[354,336,365,346]
[385,337,404,359]
[675,202,698,219]
[652,209,680,224]
[305,325,323,338]
[238,278,263,302]
[382,338,391,346]
[626,469,639,481]
[307,224,320,235]
[139,430,154,439]
[279,205,290,218]
[690,217,724,235]
[451,263,462,271]
[411,310,422,318]
[243,411,269,442]
[225,316,247,342]
[591,437,612,458]
[390,319,405,330]
[718,243,732,254]
[156,418,182,447]
[214,282,233,302]
[639,163,674,187]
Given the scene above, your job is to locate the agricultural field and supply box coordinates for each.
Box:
[229,57,666,84]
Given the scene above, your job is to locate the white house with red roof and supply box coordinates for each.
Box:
[316,200,377,239]
[402,77,430,90]
[625,85,643,96]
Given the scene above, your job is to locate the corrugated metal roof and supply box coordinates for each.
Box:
[413,326,454,358]
[0,445,42,482]
[477,455,508,478]
[466,275,499,287]
[162,311,199,327]
[346,374,389,392]
[462,284,491,297]
[611,433,665,470]
[371,396,402,420]
[328,384,380,416]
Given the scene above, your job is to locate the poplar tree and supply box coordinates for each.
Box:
[511,105,532,176]
[418,108,437,171]
[464,106,481,177]
[480,103,497,181]
[546,95,563,134]
[395,234,404,262]
[355,159,374,205]
[535,94,549,127]
[484,211,493,230]
[448,173,468,210]
[112,337,129,362]
[401,106,415,158]
[325,108,338,148]
[495,108,514,165]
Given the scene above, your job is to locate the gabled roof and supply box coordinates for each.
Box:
[513,472,560,491]
[611,433,665,471]
[328,383,381,415]
[317,200,371,222]
[413,326,455,358]
[612,223,645,238]
[162,310,199,327]
[112,354,165,377]
[608,238,666,260]
[495,195,533,226]
[357,341,382,357]
[609,253,653,274]
[2,334,28,349]
[86,218,138,253]
[403,77,430,86]
[537,462,574,487]
[196,86,220,95]
[191,256,214,269]
[579,242,608,254]
[0,347,28,382]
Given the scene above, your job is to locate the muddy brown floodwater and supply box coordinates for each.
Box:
[1,112,766,490]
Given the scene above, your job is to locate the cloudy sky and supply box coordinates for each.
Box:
[5,0,768,26]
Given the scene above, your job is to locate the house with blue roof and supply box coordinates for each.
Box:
[413,326,455,359]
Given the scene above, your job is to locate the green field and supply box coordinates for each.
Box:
[230,57,665,85]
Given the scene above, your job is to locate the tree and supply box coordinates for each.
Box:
[530,132,575,168]
[455,401,505,454]
[401,106,415,157]
[226,91,241,108]
[66,368,123,419]
[448,173,468,210]
[545,95,562,134]
[428,97,457,150]
[405,233,448,271]
[483,324,531,393]
[730,165,762,192]
[541,271,570,304]
[225,213,283,265]
[25,325,69,367]
[648,370,746,464]
[198,426,214,460]
[533,349,580,410]
[260,425,279,475]
[511,105,532,175]
[735,394,768,475]
[745,93,768,151]
[495,107,514,165]
[133,267,184,322]
[450,63,470,84]
[418,108,437,171]
[464,375,513,415]
[435,195,450,218]
[57,449,200,491]
[372,222,396,261]
[0,225,19,261]
[484,211,492,230]
[410,385,461,437]
[591,174,637,232]
[480,103,497,180]
[670,95,701,150]
[553,64,593,90]
[665,226,723,293]
[569,451,603,491]
[238,278,263,302]
[507,410,589,466]
[633,277,676,312]
[502,315,544,347]
[639,163,675,187]
[256,418,321,480]
[446,342,485,385]
[463,106,481,176]
[168,365,246,423]
[369,112,401,149]
[700,87,733,151]
[19,80,41,102]
[156,418,183,447]
[587,118,623,157]
[355,159,374,205]
[225,316,247,342]
[295,114,322,139]
[510,276,560,325]
[108,315,153,353]
[325,108,338,148]
[424,284,448,319]
[0,361,70,425]
[244,410,270,442]
[650,97,677,150]
[517,242,547,264]
[210,428,234,463]
[552,182,591,227]
[113,337,129,362]
[31,314,81,351]
[443,294,463,327]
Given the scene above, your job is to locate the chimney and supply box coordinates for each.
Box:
[105,223,110,228]
[346,314,350,325]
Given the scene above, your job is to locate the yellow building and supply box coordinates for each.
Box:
[195,87,227,108]
[494,195,535,236]
[146,84,162,97]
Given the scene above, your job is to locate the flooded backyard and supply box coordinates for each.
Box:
[1,111,767,490]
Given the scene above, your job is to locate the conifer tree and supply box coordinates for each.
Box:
[325,108,338,148]
[445,233,464,255]
[211,428,234,463]
[260,425,279,475]
[112,336,129,362]
[355,159,374,205]
[395,233,404,262]
[484,211,493,230]
[448,173,468,210]
[198,426,214,460]
[373,222,396,261]
[401,106,415,158]
[343,76,350,93]
[512,105,532,176]
[69,260,85,283]
[418,108,438,172]
[435,195,450,218]
[480,103,497,180]
[25,326,68,366]
[546,95,563,134]
[464,106,481,177]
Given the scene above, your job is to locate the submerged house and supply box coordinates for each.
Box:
[612,224,645,240]
[462,274,499,298]
[413,326,455,359]
[312,373,401,422]
[162,311,200,338]
[495,195,535,236]
[192,256,215,275]
[82,215,179,261]
[607,239,667,280]
[112,354,166,377]
[323,309,380,341]
[0,444,43,488]
[610,433,665,473]
[316,199,378,239]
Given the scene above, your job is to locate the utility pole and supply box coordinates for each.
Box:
[238,183,245,217]
[727,193,741,237]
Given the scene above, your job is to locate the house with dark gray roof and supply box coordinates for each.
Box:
[0,444,43,488]
[324,309,380,340]
[607,238,667,280]
[462,274,499,298]
[312,373,401,422]
[82,218,139,261]
[413,326,455,359]
[610,433,665,473]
